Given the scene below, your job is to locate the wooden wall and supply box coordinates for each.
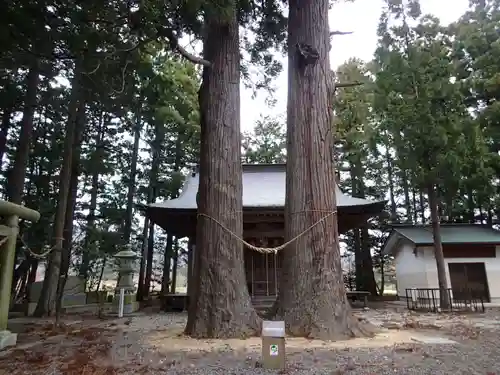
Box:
[442,243,496,258]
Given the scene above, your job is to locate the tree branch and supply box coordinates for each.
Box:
[335,82,363,89]
[158,27,211,67]
[330,31,353,36]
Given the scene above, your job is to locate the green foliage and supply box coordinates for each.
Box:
[3,0,500,296]
[374,1,476,190]
[242,115,286,163]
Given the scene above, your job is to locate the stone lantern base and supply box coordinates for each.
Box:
[0,330,17,350]
[113,287,139,315]
[112,248,140,316]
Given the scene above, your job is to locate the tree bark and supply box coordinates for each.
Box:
[466,186,475,223]
[427,183,450,309]
[144,220,155,297]
[419,190,426,223]
[386,149,397,222]
[161,234,173,294]
[184,4,260,338]
[401,171,412,223]
[360,224,377,295]
[79,112,103,287]
[24,258,38,315]
[34,61,82,317]
[55,99,86,322]
[170,238,178,293]
[123,113,142,243]
[162,133,183,294]
[350,155,377,295]
[412,187,418,224]
[186,238,194,299]
[276,0,374,339]
[143,120,161,298]
[136,216,149,302]
[0,105,13,171]
[356,165,378,296]
[7,62,39,205]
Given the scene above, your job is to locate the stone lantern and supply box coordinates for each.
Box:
[113,247,140,315]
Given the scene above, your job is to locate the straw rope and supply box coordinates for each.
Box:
[18,235,65,259]
[197,210,337,254]
[0,226,65,259]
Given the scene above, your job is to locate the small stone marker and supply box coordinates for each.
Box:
[262,321,285,369]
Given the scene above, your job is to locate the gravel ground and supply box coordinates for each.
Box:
[0,307,499,375]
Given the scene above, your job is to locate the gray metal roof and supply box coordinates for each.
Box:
[382,224,500,255]
[148,164,385,210]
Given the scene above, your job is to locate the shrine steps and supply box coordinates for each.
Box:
[251,295,276,313]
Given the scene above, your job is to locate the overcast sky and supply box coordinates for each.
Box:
[240,0,470,131]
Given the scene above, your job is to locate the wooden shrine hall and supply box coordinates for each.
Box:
[144,163,385,304]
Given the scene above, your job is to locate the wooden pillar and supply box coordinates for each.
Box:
[0,215,19,331]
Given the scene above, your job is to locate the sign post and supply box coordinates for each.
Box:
[261,320,285,369]
[118,288,125,318]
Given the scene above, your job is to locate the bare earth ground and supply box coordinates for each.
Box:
[0,304,499,375]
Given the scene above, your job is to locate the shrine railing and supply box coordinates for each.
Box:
[405,288,485,313]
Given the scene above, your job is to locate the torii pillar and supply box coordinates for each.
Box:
[0,200,40,349]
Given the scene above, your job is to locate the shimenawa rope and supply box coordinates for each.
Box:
[0,228,65,259]
[18,236,65,259]
[197,210,337,254]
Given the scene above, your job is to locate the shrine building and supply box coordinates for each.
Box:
[144,163,385,304]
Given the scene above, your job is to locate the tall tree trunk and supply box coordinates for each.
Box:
[80,113,103,285]
[445,190,454,222]
[352,228,363,290]
[24,258,38,315]
[143,120,161,298]
[34,62,82,317]
[412,188,418,224]
[55,158,79,321]
[123,113,142,243]
[360,224,377,295]
[170,239,178,293]
[350,163,363,290]
[144,221,155,297]
[356,165,378,296]
[0,105,13,171]
[7,62,39,205]
[136,216,149,301]
[278,0,372,339]
[55,99,86,322]
[466,186,475,223]
[401,171,412,223]
[184,5,260,338]
[186,238,194,299]
[161,234,173,294]
[11,259,31,307]
[419,190,426,223]
[427,183,450,309]
[487,209,493,227]
[386,150,397,221]
[163,134,184,292]
[351,157,377,295]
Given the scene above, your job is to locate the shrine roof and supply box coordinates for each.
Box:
[148,163,385,211]
[382,224,500,256]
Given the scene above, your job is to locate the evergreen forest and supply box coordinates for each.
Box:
[1,0,499,339]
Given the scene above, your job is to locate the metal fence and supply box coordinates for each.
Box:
[405,288,485,313]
